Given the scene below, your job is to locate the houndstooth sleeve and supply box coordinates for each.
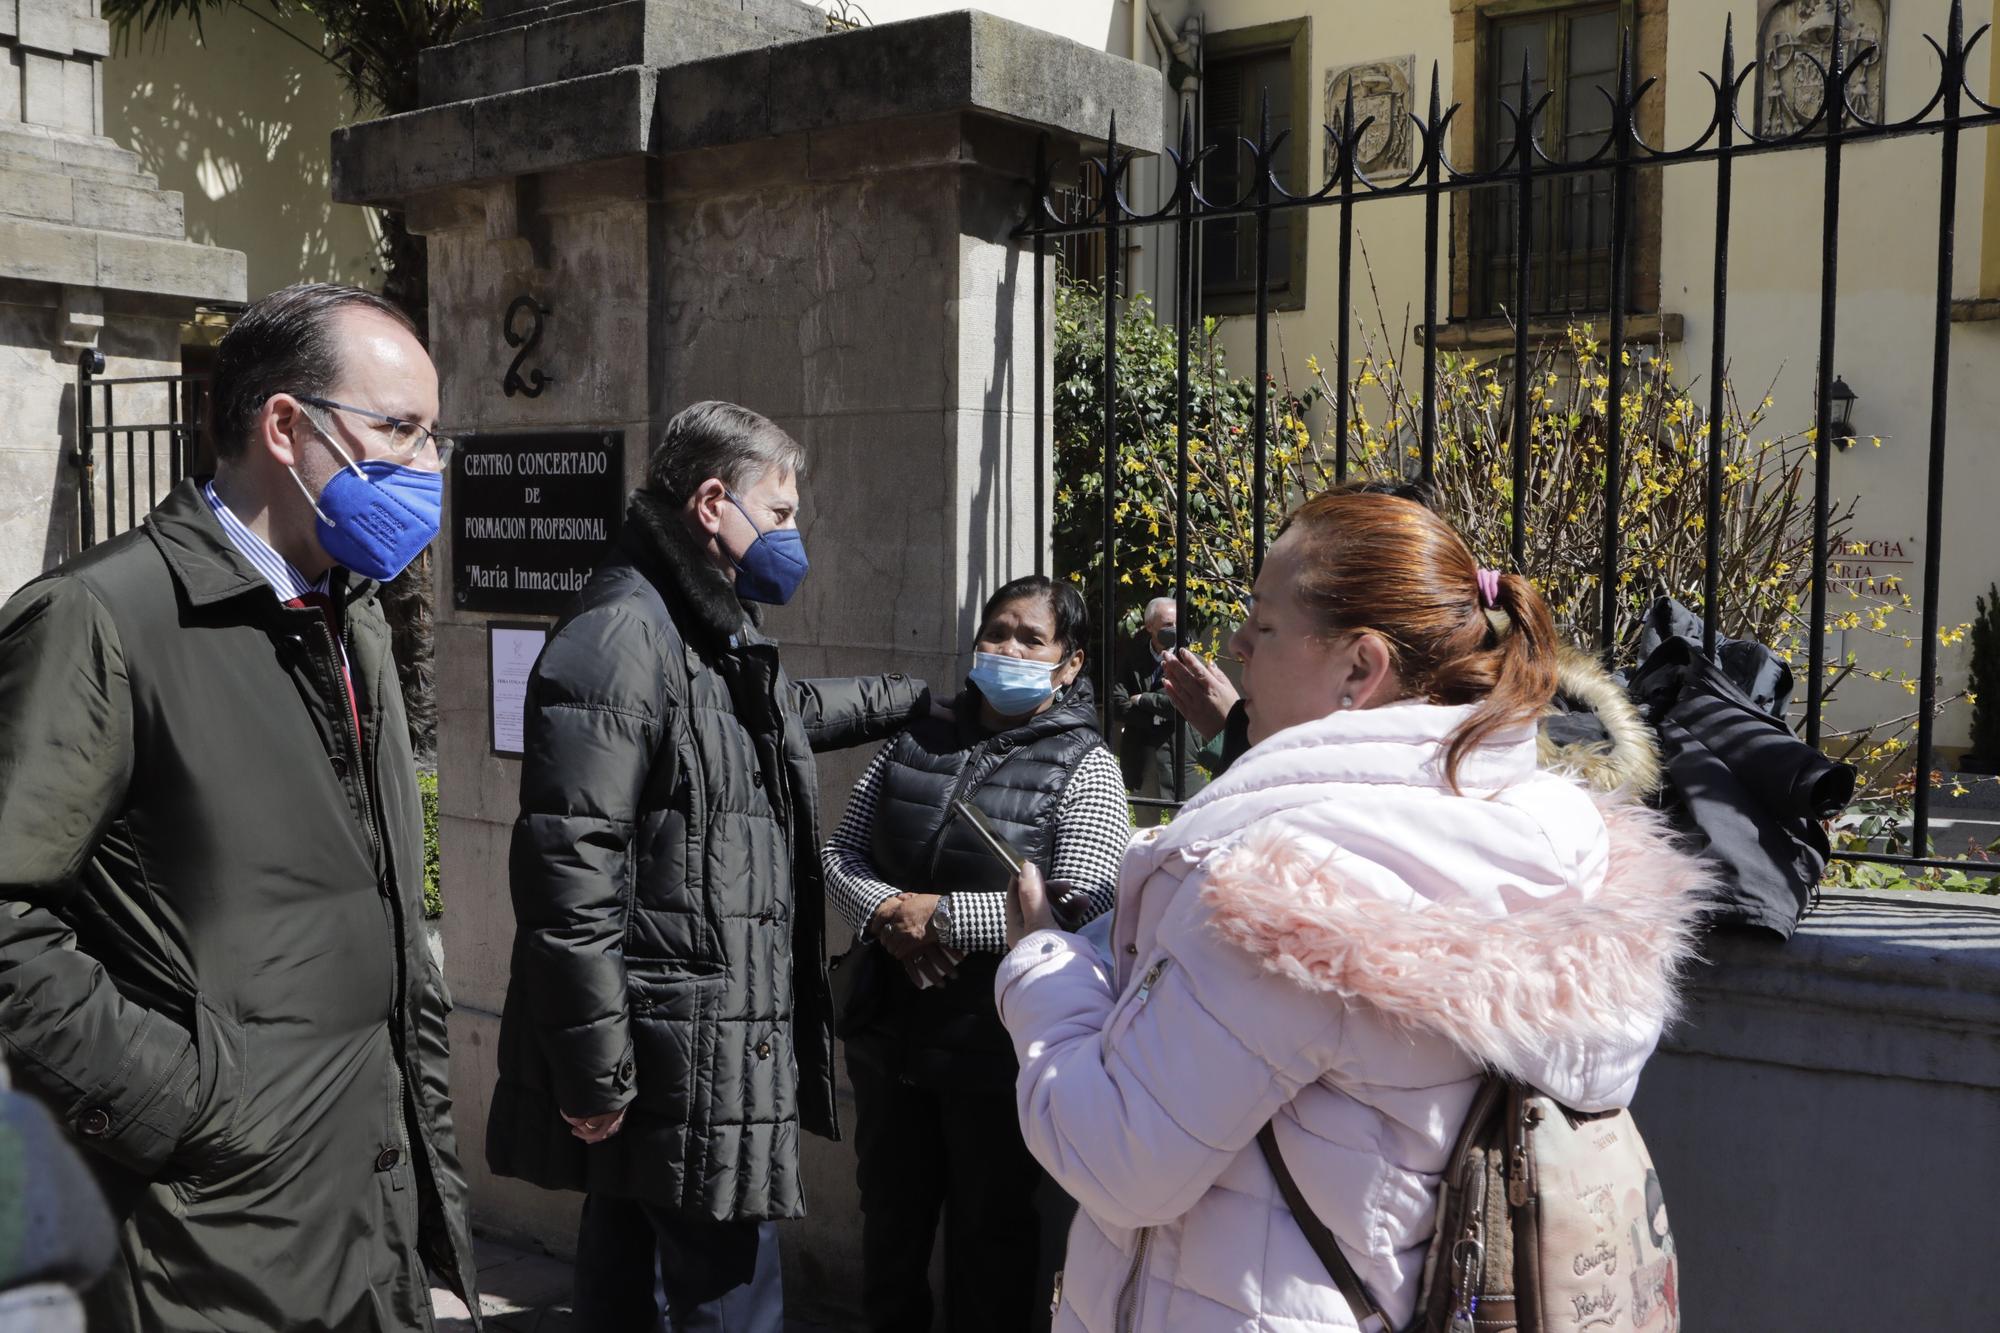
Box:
[820,745,902,939]
[935,745,1132,954]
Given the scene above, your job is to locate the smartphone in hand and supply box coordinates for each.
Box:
[951,800,1094,931]
[950,799,1025,873]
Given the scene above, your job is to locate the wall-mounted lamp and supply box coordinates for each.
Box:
[1826,375,1859,450]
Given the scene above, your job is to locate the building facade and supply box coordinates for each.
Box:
[101,9,379,298]
[908,0,1999,755]
[0,0,244,595]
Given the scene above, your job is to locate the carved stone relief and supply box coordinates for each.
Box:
[1325,56,1416,182]
[1756,0,1889,134]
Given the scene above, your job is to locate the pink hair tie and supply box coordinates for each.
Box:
[1476,568,1502,609]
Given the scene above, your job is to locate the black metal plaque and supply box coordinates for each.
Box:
[452,431,623,614]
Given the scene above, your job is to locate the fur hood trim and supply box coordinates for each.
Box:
[1201,796,1712,1083]
[623,489,759,645]
[1540,648,1661,797]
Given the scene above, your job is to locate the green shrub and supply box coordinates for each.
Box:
[1055,278,1834,662]
[1053,275,1978,797]
[418,769,442,919]
[1829,794,1998,893]
[1053,281,1252,642]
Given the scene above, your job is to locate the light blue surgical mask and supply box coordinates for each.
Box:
[970,651,1059,716]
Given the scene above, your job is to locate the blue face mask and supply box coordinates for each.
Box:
[291,420,442,582]
[724,491,809,605]
[970,651,1060,717]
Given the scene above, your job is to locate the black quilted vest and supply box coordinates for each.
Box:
[841,678,1102,1091]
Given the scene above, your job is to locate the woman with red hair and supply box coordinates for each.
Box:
[997,490,1709,1332]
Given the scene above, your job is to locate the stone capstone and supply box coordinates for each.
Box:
[333,7,1165,207]
[418,0,825,109]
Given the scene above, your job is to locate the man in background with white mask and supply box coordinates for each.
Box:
[488,401,940,1329]
[0,283,479,1330]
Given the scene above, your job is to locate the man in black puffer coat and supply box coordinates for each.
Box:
[487,403,935,1329]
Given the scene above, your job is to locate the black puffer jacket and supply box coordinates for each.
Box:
[487,492,931,1221]
[841,681,1102,1091]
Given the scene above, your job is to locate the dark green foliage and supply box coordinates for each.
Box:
[1053,281,1253,643]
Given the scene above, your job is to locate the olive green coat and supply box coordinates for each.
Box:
[0,480,478,1332]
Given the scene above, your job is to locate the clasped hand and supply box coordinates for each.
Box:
[561,1107,626,1144]
[870,892,963,989]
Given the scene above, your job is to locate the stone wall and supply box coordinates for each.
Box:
[656,113,1053,1312]
[418,162,664,1255]
[0,282,182,593]
[0,0,243,595]
[1632,889,2000,1329]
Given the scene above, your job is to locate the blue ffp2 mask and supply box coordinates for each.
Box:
[724,491,809,605]
[288,409,443,582]
[301,458,443,583]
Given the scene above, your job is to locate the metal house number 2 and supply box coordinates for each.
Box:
[502,295,551,398]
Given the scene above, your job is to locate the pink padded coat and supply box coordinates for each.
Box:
[996,700,1710,1332]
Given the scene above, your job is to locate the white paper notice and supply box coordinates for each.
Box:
[491,627,548,755]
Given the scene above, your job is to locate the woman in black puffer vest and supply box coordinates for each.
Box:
[823,576,1131,1333]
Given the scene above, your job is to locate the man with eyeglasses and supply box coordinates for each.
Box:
[0,283,478,1331]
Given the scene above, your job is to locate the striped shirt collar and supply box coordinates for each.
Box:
[201,480,330,603]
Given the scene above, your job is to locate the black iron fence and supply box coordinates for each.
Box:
[1020,3,1999,870]
[73,348,211,550]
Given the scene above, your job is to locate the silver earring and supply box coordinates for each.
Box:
[1340,694,1354,709]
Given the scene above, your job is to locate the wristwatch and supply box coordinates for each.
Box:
[928,894,957,949]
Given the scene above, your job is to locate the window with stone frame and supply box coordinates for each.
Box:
[1201,19,1311,314]
[1475,3,1626,317]
[1446,0,1667,339]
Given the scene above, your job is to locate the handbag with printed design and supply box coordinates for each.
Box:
[1260,1076,1680,1333]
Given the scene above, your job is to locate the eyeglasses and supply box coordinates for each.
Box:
[293,395,455,471]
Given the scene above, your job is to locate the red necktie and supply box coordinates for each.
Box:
[290,591,363,751]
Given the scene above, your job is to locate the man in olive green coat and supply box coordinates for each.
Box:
[0,284,479,1331]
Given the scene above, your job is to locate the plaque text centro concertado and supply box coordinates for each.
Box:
[452,432,624,615]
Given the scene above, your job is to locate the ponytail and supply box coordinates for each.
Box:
[1435,572,1561,792]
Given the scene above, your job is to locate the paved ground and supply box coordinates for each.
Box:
[1834,773,2000,865]
[1926,776,2000,858]
[430,1237,573,1333]
[431,1234,843,1332]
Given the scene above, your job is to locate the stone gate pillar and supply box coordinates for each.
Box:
[331,0,1160,1313]
[0,0,245,594]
